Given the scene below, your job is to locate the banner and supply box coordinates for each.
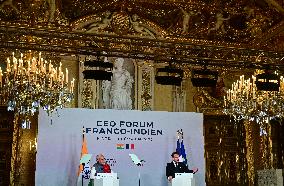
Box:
[36,109,205,186]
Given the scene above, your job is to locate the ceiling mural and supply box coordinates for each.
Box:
[0,0,282,71]
[0,0,282,47]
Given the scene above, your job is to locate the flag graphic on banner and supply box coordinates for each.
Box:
[117,144,135,150]
[126,144,135,149]
[176,129,188,166]
[117,144,124,149]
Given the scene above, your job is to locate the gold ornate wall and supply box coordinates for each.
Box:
[204,115,248,186]
[0,106,13,186]
[0,0,283,185]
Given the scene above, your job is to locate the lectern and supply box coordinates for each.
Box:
[89,173,119,186]
[168,173,195,186]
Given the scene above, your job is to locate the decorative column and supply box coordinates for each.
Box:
[10,116,21,186]
[78,58,101,109]
[259,122,274,169]
[244,120,262,185]
[257,121,283,185]
[136,60,154,111]
[172,82,186,112]
[10,114,37,186]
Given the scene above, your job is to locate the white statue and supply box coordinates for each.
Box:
[108,58,133,110]
[180,7,195,34]
[86,11,112,33]
[44,0,56,23]
[130,14,156,38]
[0,0,19,13]
[208,12,230,34]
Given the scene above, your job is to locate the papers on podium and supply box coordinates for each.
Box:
[93,173,119,186]
[96,173,118,179]
[169,173,195,186]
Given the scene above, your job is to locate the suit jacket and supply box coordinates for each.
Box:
[166,162,193,178]
[93,163,111,173]
[93,163,104,173]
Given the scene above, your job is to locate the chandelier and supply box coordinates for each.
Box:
[0,52,75,129]
[223,71,284,133]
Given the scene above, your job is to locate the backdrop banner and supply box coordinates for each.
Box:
[36,109,205,186]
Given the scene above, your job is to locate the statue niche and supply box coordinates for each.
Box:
[102,58,134,110]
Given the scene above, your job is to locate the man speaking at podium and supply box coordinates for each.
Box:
[166,152,198,182]
[89,154,118,186]
[93,154,111,173]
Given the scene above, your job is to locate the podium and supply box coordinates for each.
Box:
[89,173,119,186]
[168,173,195,186]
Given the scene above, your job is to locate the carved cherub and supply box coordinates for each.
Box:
[130,14,156,38]
[208,12,230,34]
[86,11,113,33]
[44,0,56,23]
[180,7,196,34]
[244,6,255,19]
[0,0,19,14]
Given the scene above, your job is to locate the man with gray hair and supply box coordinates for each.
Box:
[93,154,111,173]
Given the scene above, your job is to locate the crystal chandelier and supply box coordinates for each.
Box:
[223,71,284,133]
[0,52,75,129]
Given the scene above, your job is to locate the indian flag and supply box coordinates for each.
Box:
[77,128,88,175]
[117,144,124,149]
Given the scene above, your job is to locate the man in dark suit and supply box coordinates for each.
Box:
[166,151,198,182]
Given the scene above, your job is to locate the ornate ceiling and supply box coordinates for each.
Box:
[69,0,283,44]
[0,0,283,69]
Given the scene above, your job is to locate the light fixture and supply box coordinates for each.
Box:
[82,54,113,81]
[223,70,284,132]
[255,71,280,91]
[155,66,183,86]
[0,51,75,129]
[191,68,218,87]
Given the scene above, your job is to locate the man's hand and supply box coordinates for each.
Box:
[168,176,173,182]
[193,167,198,174]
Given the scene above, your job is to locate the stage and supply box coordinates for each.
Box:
[35,109,205,186]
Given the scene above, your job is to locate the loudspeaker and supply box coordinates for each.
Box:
[155,67,183,86]
[191,69,218,87]
[83,60,113,80]
[256,72,280,91]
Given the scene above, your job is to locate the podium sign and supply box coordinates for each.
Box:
[168,173,195,186]
[89,173,119,186]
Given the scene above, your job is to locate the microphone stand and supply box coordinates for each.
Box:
[138,172,141,186]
